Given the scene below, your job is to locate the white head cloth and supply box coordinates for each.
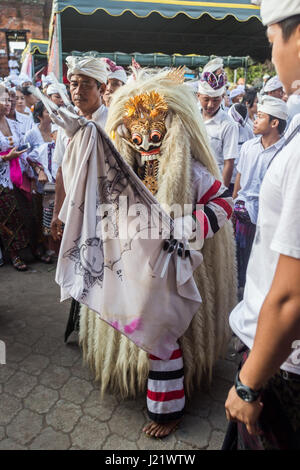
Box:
[66,56,108,84]
[228,103,249,127]
[264,76,283,93]
[100,58,127,84]
[7,86,16,94]
[258,95,288,120]
[47,83,67,96]
[108,68,127,84]
[42,74,53,88]
[256,0,300,26]
[230,87,244,100]
[203,57,224,74]
[3,78,12,88]
[7,74,21,86]
[198,80,225,97]
[19,74,32,85]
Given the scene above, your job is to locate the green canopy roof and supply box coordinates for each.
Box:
[50,1,269,68]
[21,39,48,61]
[53,0,260,21]
[70,50,252,69]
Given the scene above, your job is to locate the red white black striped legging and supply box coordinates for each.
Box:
[147,342,185,423]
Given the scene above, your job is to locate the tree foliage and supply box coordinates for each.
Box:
[225,60,276,88]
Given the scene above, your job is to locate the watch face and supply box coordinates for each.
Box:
[236,386,252,402]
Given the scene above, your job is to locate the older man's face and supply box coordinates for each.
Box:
[69,74,105,115]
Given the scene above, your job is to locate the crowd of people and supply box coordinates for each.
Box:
[0,58,127,270]
[0,0,300,451]
[0,55,295,286]
[190,57,293,299]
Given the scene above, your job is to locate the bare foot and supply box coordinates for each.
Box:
[143,419,181,438]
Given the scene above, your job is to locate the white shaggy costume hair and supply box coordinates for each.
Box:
[79,69,237,398]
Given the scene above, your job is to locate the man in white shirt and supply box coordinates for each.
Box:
[286,93,300,120]
[228,103,254,187]
[285,110,300,137]
[8,55,19,76]
[51,56,109,240]
[232,96,287,293]
[263,75,284,100]
[224,0,300,450]
[198,75,239,191]
[230,86,245,105]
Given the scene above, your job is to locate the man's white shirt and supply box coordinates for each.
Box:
[236,136,285,224]
[230,132,300,375]
[203,108,239,175]
[285,112,300,139]
[231,121,254,184]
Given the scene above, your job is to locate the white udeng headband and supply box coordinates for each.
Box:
[264,76,283,93]
[203,58,224,74]
[257,96,288,120]
[255,0,300,26]
[47,84,67,96]
[108,69,127,84]
[66,56,108,84]
[198,80,225,97]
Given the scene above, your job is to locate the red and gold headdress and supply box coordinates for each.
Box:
[122,67,185,132]
[123,91,168,129]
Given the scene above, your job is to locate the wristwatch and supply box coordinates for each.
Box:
[235,372,262,402]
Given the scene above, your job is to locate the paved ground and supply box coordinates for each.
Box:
[0,258,239,451]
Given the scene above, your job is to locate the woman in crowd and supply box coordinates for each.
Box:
[25,101,58,262]
[26,101,53,149]
[7,86,33,138]
[15,86,34,121]
[0,85,34,271]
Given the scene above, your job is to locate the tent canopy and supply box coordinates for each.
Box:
[21,39,48,62]
[53,0,260,21]
[20,39,49,77]
[70,50,252,69]
[51,1,269,62]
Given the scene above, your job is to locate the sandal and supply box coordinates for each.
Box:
[11,256,28,272]
[34,249,53,264]
[39,253,53,264]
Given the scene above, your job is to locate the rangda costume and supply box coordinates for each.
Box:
[56,69,237,423]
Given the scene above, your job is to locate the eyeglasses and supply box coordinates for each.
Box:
[202,71,227,90]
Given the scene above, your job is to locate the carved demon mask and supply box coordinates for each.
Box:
[122,91,168,159]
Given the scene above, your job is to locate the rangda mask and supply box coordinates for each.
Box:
[114,68,185,195]
[122,91,168,161]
